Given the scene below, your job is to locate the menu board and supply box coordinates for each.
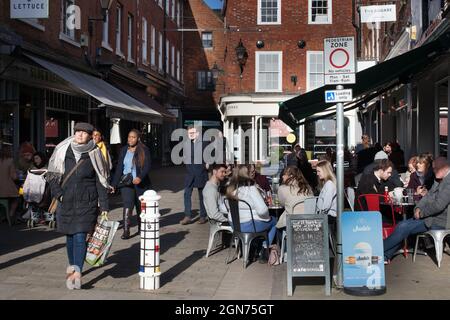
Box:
[287,214,330,296]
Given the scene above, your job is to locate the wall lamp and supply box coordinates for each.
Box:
[297,40,306,49]
[235,39,248,78]
[88,0,113,36]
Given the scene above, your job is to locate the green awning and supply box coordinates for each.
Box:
[279,31,450,129]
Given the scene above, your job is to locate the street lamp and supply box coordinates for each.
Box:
[235,39,248,78]
[88,0,113,35]
[211,62,223,80]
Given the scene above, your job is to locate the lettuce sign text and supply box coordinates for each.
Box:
[10,0,49,19]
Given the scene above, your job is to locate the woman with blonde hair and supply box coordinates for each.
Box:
[276,166,313,229]
[316,160,337,217]
[225,165,277,262]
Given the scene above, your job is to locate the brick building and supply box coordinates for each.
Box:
[182,0,224,127]
[0,0,185,165]
[218,0,357,162]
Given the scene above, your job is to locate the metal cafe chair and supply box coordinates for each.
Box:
[205,218,233,258]
[225,198,269,269]
[357,194,397,239]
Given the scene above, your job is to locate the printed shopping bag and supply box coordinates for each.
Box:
[85,212,119,267]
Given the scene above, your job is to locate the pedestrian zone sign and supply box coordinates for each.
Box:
[325,89,353,103]
[324,37,355,85]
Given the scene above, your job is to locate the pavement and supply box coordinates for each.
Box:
[1,166,450,300]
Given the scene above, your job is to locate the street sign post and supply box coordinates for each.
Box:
[323,36,356,289]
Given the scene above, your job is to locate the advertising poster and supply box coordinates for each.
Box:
[342,211,386,295]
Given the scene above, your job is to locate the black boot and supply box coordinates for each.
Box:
[137,214,141,234]
[121,208,131,239]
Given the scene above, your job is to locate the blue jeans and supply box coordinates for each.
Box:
[240,216,277,247]
[383,218,436,259]
[184,186,206,218]
[66,233,87,272]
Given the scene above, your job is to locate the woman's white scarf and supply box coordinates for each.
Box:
[47,136,111,188]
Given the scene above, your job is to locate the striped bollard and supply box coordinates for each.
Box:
[138,190,162,290]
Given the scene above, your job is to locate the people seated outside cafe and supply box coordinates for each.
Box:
[248,163,271,193]
[298,152,318,194]
[355,134,371,154]
[356,143,380,174]
[225,164,277,262]
[276,166,313,229]
[203,164,229,225]
[355,159,394,210]
[383,157,450,262]
[402,156,418,187]
[389,141,406,172]
[407,153,435,201]
[363,151,403,189]
[316,160,337,218]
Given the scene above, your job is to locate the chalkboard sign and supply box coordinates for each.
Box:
[287,214,330,296]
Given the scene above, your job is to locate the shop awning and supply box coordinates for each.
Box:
[279,31,450,129]
[25,54,163,124]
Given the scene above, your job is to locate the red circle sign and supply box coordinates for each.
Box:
[329,48,350,69]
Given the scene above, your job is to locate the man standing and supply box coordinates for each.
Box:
[355,135,371,153]
[383,157,450,261]
[203,164,229,224]
[180,126,208,225]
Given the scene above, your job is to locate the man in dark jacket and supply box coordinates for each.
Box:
[384,157,450,261]
[180,126,208,225]
[363,151,403,189]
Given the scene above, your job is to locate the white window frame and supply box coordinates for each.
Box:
[177,50,180,81]
[165,0,170,15]
[171,45,175,76]
[306,51,324,92]
[255,51,283,93]
[142,18,148,65]
[19,19,45,32]
[116,4,123,56]
[171,0,175,20]
[151,25,156,66]
[308,0,332,25]
[158,0,163,9]
[127,14,134,63]
[257,0,281,25]
[158,32,163,72]
[61,0,75,40]
[166,39,170,74]
[102,10,112,51]
[177,0,181,26]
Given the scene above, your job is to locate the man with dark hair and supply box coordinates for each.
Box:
[355,159,394,210]
[181,126,208,225]
[202,164,229,224]
[384,157,450,262]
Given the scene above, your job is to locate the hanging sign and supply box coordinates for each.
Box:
[10,0,49,19]
[360,5,397,23]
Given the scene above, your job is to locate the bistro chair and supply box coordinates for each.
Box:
[205,218,233,258]
[225,198,268,269]
[357,194,396,239]
[413,207,450,268]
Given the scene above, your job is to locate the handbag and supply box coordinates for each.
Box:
[48,159,86,214]
[85,212,119,267]
[117,173,133,188]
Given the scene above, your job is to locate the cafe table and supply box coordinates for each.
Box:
[381,198,427,258]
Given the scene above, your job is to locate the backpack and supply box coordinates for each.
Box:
[268,244,281,266]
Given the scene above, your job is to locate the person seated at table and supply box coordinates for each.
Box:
[203,164,229,225]
[225,164,277,262]
[363,151,403,189]
[384,157,450,263]
[248,163,271,193]
[402,156,418,187]
[276,166,313,229]
[316,160,337,219]
[355,159,394,210]
[407,153,435,201]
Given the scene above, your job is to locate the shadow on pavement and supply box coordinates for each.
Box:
[82,231,189,288]
[0,243,66,270]
[0,225,63,257]
[160,250,205,287]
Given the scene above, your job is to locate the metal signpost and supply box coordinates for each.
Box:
[324,36,355,289]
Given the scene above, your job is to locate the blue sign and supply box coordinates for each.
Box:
[326,92,335,102]
[342,211,386,295]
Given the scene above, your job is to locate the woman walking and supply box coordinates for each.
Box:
[47,122,110,290]
[112,129,151,239]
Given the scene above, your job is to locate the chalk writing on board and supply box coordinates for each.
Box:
[291,219,325,273]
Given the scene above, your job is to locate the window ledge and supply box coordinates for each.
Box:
[142,61,149,66]
[19,19,45,32]
[59,33,80,48]
[102,42,113,52]
[116,51,125,59]
[127,57,136,64]
[257,22,281,25]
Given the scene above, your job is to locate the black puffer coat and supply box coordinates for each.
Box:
[51,146,108,235]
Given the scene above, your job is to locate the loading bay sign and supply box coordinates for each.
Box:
[325,89,353,103]
[324,37,355,85]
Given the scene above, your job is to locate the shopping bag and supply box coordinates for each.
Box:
[85,212,119,267]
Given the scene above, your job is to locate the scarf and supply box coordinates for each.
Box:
[47,136,110,188]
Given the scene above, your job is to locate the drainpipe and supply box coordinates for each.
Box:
[352,0,361,57]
